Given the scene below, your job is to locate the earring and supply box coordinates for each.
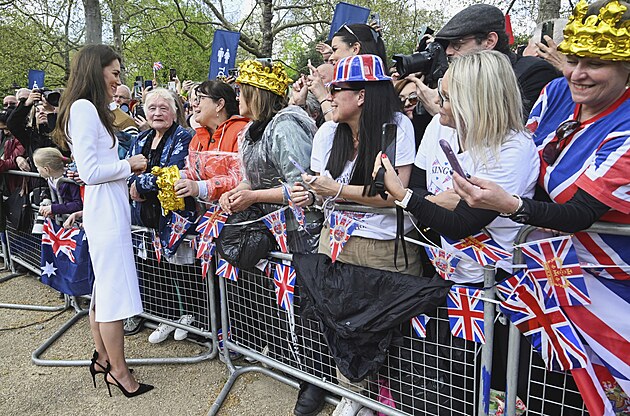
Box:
[217,112,220,117]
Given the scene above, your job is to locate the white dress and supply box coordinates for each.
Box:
[68,99,143,322]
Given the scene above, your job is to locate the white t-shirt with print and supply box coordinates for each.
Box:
[311,113,416,240]
[415,115,540,283]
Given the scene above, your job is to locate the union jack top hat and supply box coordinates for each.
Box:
[332,54,392,84]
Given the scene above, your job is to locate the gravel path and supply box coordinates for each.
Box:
[0,272,334,416]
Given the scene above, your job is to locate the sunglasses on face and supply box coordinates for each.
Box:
[327,84,361,96]
[400,92,419,107]
[541,119,581,165]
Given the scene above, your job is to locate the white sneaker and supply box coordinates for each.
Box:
[356,408,376,416]
[174,315,195,341]
[148,323,176,343]
[332,397,362,416]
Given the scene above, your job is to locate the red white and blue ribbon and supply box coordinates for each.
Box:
[411,314,430,338]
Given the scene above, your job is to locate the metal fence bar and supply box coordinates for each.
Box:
[505,221,630,416]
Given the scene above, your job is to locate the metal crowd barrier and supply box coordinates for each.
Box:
[0,170,216,366]
[504,222,630,416]
[209,205,498,416]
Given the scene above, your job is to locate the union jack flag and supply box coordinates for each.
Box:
[411,314,430,338]
[496,271,526,300]
[443,231,512,266]
[216,258,239,281]
[152,230,162,263]
[273,263,296,311]
[282,184,305,229]
[153,61,163,71]
[499,274,588,371]
[329,212,358,262]
[196,206,228,238]
[425,246,460,280]
[255,258,272,277]
[520,235,590,307]
[42,219,80,262]
[261,209,288,253]
[196,232,215,259]
[166,212,193,249]
[199,243,216,279]
[446,286,486,344]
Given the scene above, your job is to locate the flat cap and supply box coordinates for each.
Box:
[435,4,506,40]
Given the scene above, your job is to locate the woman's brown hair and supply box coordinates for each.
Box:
[53,44,120,150]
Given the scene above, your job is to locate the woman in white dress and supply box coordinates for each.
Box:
[53,44,152,397]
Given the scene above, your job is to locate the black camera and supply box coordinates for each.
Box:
[35,88,61,107]
[392,41,448,84]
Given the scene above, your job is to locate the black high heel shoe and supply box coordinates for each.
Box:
[89,351,110,388]
[104,370,154,398]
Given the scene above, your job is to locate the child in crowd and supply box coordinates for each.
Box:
[33,147,83,218]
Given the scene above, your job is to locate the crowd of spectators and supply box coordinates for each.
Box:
[1,1,628,414]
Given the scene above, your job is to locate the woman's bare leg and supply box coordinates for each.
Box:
[99,320,140,392]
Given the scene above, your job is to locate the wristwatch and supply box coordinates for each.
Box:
[394,188,413,209]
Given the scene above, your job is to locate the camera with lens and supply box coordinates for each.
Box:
[34,88,61,107]
[392,31,449,85]
[32,198,52,235]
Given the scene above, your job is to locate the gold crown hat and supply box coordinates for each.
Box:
[558,0,630,61]
[236,60,291,96]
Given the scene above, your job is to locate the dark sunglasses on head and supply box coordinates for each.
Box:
[336,24,380,45]
[542,119,581,165]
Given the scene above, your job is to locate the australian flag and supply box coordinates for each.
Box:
[520,235,590,306]
[273,263,296,312]
[499,273,588,371]
[446,286,486,344]
[444,231,512,266]
[40,219,94,296]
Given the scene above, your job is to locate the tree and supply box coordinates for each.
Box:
[536,0,562,23]
[83,0,103,44]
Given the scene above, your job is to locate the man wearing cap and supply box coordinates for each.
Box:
[415,4,559,117]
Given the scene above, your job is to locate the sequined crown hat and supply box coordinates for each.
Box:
[558,0,630,61]
[235,60,291,96]
[332,54,392,84]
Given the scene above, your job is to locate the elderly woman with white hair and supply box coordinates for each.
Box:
[126,87,193,232]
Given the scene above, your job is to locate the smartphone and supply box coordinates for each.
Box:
[439,139,468,179]
[169,68,177,81]
[288,155,307,174]
[541,21,554,47]
[381,123,397,166]
[167,81,176,92]
[228,68,239,78]
[370,12,381,27]
[133,81,143,98]
[144,80,153,90]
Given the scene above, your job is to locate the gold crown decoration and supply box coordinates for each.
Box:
[152,165,185,214]
[558,0,630,61]
[236,60,291,96]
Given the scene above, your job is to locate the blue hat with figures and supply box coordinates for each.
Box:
[332,54,392,84]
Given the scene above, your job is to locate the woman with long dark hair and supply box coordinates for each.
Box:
[53,44,152,397]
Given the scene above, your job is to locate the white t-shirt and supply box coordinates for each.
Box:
[415,115,540,283]
[311,113,416,240]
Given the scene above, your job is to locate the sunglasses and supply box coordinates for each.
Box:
[400,92,419,107]
[541,119,581,165]
[327,84,362,95]
[336,24,380,45]
[437,78,449,107]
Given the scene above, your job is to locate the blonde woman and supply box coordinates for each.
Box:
[375,50,539,285]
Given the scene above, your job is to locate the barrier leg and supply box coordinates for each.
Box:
[478,267,496,416]
[504,323,521,416]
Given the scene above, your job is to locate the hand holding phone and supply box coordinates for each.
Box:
[439,139,468,180]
